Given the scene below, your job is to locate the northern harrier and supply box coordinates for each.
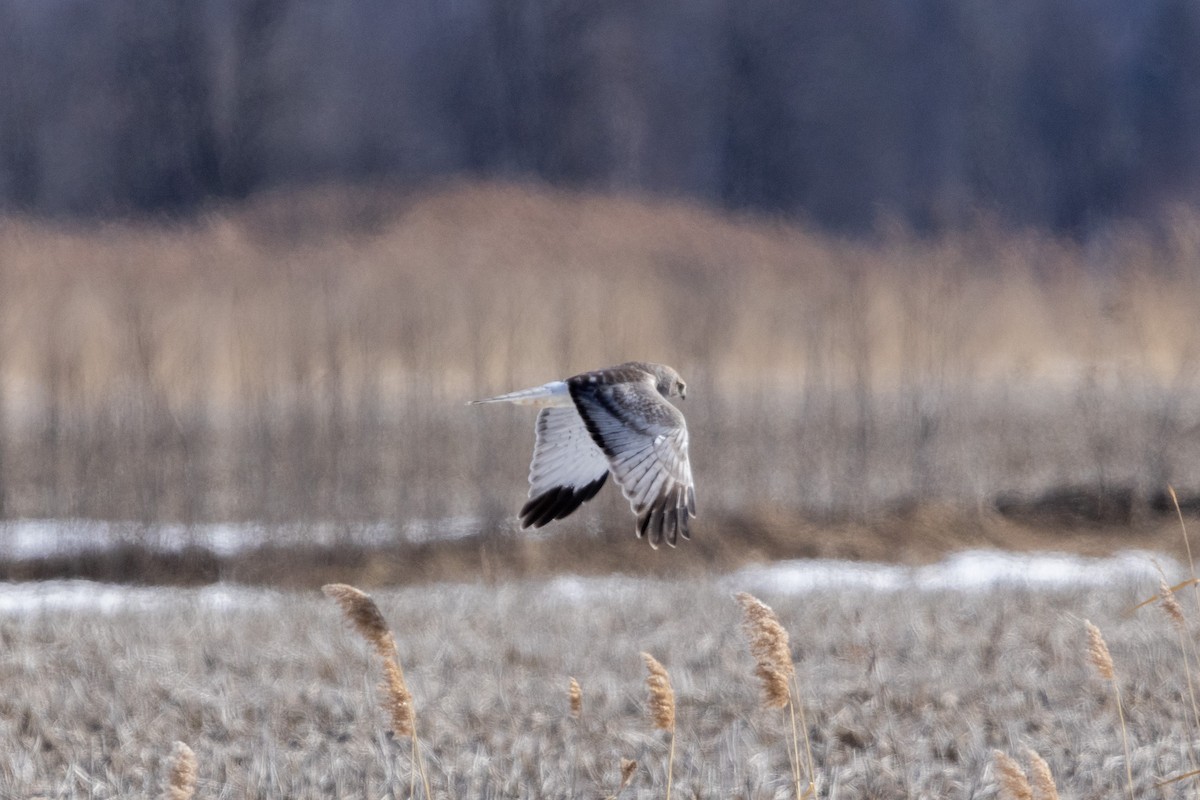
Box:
[470,362,696,547]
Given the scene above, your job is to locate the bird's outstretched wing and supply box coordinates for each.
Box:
[520,406,610,528]
[568,379,696,547]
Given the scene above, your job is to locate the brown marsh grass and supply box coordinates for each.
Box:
[3,570,1200,798]
[163,741,197,800]
[992,750,1032,800]
[736,591,815,798]
[4,183,1200,536]
[323,582,429,797]
[569,676,583,720]
[1084,620,1134,799]
[640,652,676,800]
[1024,749,1061,800]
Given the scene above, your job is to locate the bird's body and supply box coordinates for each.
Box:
[470,361,696,547]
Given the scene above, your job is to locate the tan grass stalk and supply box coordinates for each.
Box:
[323,583,429,799]
[736,592,814,798]
[1084,620,1133,800]
[1169,485,1199,589]
[1150,568,1200,784]
[641,653,676,800]
[992,750,1032,800]
[568,676,583,798]
[1167,485,1200,639]
[1127,577,1199,615]
[1166,488,1200,741]
[1157,767,1200,787]
[1155,574,1200,730]
[569,676,582,719]
[1024,749,1059,800]
[790,673,818,800]
[164,741,197,800]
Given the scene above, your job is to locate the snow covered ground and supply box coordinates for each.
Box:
[724,548,1175,593]
[0,548,1176,614]
[0,517,481,559]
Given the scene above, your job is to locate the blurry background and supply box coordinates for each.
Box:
[1,0,1200,582]
[4,0,1200,231]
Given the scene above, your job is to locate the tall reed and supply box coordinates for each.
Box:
[1024,749,1059,800]
[164,741,197,800]
[1085,620,1133,800]
[1166,487,1200,735]
[568,676,582,719]
[323,583,429,798]
[736,592,816,798]
[568,676,583,797]
[640,653,676,800]
[992,750,1032,800]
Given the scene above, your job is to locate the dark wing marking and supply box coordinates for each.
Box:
[569,378,696,548]
[520,406,610,528]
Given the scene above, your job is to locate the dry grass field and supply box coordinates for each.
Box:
[3,182,1200,546]
[2,567,1198,799]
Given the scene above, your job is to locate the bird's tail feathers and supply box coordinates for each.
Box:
[467,380,572,407]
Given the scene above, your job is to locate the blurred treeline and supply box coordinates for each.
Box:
[1,0,1199,233]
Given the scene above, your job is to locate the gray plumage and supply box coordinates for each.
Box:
[470,361,696,547]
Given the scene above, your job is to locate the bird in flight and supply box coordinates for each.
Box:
[470,362,696,548]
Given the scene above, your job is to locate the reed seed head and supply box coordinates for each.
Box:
[323,583,416,738]
[1024,749,1060,800]
[1159,579,1186,628]
[568,677,582,719]
[735,592,795,709]
[1084,619,1115,681]
[640,652,676,732]
[166,741,197,800]
[381,655,415,737]
[323,583,397,659]
[619,758,638,792]
[993,750,1032,800]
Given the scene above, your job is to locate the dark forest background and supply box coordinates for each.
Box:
[2,0,1199,234]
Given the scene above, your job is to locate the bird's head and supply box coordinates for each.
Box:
[651,364,687,400]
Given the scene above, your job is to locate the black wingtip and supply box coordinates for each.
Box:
[635,486,696,547]
[520,474,608,529]
[637,508,651,538]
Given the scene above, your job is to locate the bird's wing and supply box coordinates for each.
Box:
[520,406,611,528]
[568,378,696,548]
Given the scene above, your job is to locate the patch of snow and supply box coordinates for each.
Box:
[0,550,1177,615]
[724,549,1176,595]
[0,580,283,615]
[0,518,484,559]
[544,573,646,602]
[402,516,486,543]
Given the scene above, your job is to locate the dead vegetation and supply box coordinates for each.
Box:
[2,183,1200,539]
[2,569,1199,798]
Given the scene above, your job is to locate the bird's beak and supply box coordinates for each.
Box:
[680,388,687,400]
